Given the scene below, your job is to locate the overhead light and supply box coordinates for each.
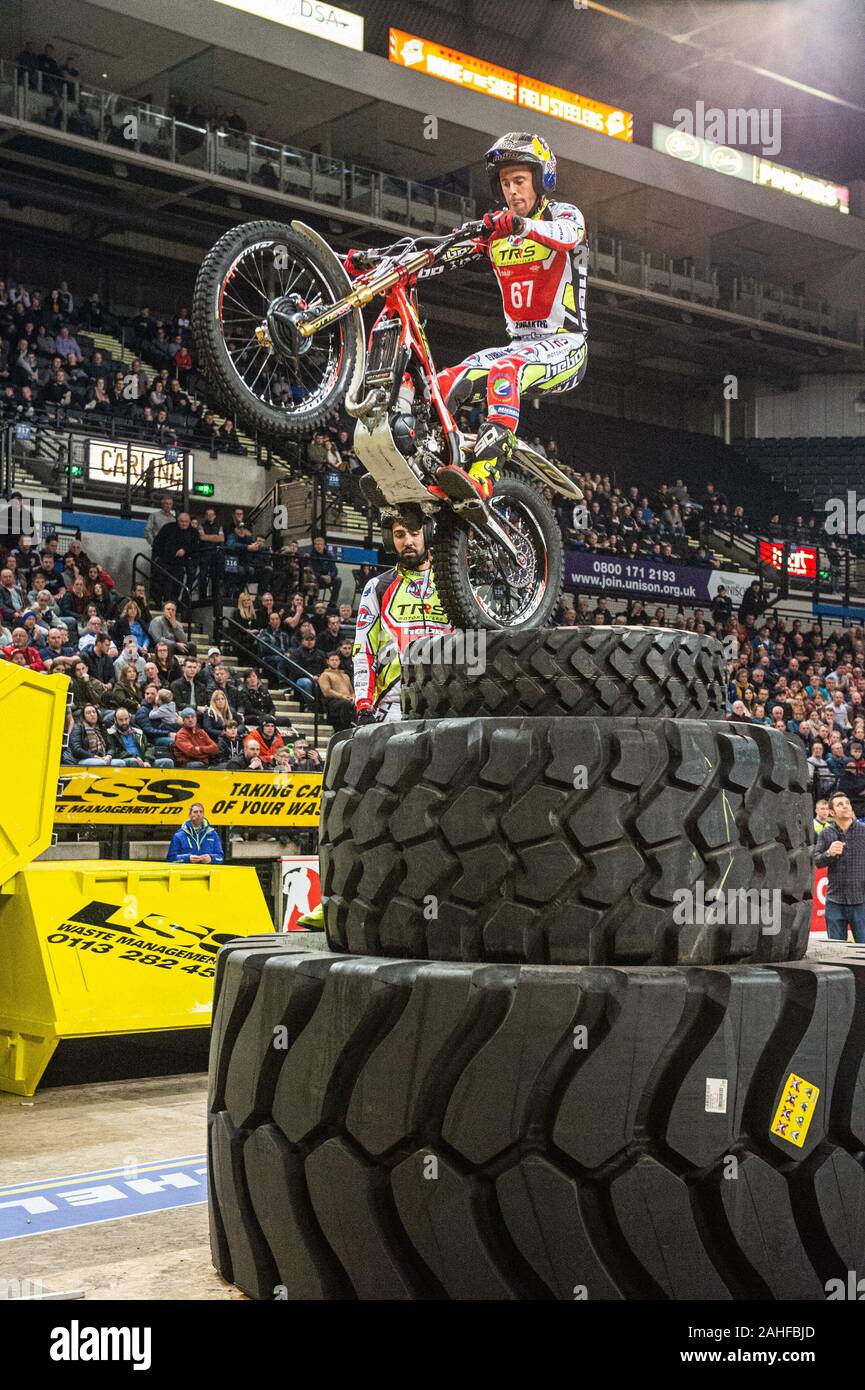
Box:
[101,72,108,78]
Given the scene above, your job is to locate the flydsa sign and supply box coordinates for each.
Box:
[214,0,364,51]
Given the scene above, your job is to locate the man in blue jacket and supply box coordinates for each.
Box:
[166,802,224,864]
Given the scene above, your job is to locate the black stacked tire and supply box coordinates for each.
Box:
[208,945,865,1300]
[320,716,812,966]
[401,627,727,721]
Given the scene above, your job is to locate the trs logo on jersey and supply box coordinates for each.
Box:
[491,240,550,266]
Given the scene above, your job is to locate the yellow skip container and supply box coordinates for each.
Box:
[0,861,274,1095]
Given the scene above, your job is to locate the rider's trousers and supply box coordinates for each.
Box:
[436,333,587,434]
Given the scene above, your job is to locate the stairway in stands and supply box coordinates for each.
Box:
[11,457,52,501]
[186,616,335,756]
[83,328,258,455]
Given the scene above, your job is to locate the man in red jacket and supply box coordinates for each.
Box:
[172,707,219,769]
[2,626,46,670]
[244,716,286,766]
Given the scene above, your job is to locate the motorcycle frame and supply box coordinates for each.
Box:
[288,220,583,516]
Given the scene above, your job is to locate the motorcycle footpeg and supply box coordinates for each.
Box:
[435,469,488,525]
[358,474,389,510]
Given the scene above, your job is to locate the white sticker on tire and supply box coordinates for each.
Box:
[705,1078,728,1113]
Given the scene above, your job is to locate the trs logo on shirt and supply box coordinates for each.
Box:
[490,240,551,266]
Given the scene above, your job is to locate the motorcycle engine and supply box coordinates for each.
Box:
[392,412,418,456]
[391,375,419,457]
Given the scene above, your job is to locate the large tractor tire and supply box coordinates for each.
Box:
[320,717,812,966]
[207,943,865,1300]
[401,627,727,721]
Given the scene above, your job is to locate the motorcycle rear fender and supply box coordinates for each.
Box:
[512,442,584,500]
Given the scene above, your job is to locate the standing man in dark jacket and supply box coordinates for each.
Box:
[153,511,200,601]
[197,506,224,601]
[303,535,341,605]
[815,791,865,942]
[738,580,766,625]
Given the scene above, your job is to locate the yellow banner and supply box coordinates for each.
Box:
[55,768,322,826]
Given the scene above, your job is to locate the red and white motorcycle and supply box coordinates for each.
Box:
[193,218,583,630]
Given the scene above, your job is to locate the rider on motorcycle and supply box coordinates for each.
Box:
[353,509,453,724]
[425,132,588,507]
[343,133,587,511]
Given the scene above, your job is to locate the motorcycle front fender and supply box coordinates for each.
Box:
[290,220,366,404]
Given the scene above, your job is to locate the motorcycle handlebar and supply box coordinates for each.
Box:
[360,220,486,268]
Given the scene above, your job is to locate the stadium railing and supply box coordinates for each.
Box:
[0,60,475,234]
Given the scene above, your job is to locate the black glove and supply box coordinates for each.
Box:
[354,708,377,727]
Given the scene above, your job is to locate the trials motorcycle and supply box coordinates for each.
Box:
[192,217,583,629]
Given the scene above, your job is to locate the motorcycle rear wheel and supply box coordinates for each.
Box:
[193,220,358,438]
[431,472,563,631]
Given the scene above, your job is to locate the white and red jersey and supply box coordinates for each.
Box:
[421,197,588,340]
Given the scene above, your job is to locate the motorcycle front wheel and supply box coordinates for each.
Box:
[192,219,358,438]
[431,472,563,631]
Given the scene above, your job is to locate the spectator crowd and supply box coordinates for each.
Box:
[2,270,861,822]
[0,508,348,771]
[0,275,244,457]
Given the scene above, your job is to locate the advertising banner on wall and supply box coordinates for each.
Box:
[564,551,755,606]
[277,856,322,931]
[55,769,322,827]
[758,539,819,581]
[86,438,190,491]
[652,123,850,214]
[389,28,633,141]
[811,867,827,935]
[214,0,364,50]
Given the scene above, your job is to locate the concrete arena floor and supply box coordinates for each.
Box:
[0,1072,233,1300]
[0,937,326,1301]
